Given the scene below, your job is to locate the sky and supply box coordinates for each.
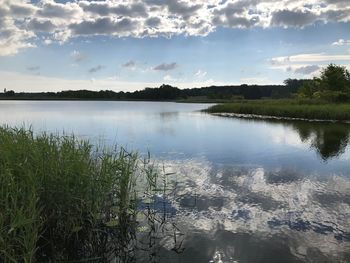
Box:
[0,0,350,92]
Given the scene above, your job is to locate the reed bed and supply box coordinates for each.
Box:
[205,100,350,121]
[0,126,179,262]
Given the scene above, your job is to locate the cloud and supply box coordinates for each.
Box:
[194,70,207,78]
[88,65,105,73]
[0,70,228,92]
[163,74,177,81]
[294,65,320,75]
[70,17,138,36]
[212,1,260,28]
[0,70,152,92]
[240,77,272,85]
[0,15,35,56]
[9,2,37,17]
[270,9,318,27]
[153,62,178,71]
[122,60,136,68]
[70,50,86,62]
[43,38,52,45]
[27,18,56,32]
[27,66,40,71]
[37,0,80,19]
[325,0,350,6]
[1,0,350,56]
[165,1,202,19]
[145,17,161,27]
[271,53,350,63]
[270,52,350,75]
[52,30,71,44]
[332,39,350,46]
[79,1,148,18]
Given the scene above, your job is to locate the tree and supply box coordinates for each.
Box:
[240,85,263,99]
[298,79,319,98]
[283,78,306,93]
[4,90,15,96]
[319,64,350,92]
[298,64,350,102]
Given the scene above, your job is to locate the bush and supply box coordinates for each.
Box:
[318,90,350,103]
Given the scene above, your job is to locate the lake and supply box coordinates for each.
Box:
[1,101,349,262]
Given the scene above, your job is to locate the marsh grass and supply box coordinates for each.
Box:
[0,126,181,262]
[205,99,350,121]
[136,162,184,263]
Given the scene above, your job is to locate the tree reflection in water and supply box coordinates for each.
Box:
[289,121,350,160]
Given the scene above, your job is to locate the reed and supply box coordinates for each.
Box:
[0,126,179,262]
[205,100,350,121]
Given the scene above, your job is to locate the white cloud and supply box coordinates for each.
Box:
[52,30,71,44]
[240,77,272,85]
[194,70,207,78]
[270,53,350,74]
[163,74,177,81]
[281,53,350,62]
[1,0,350,56]
[43,38,52,45]
[0,70,152,92]
[332,39,350,46]
[70,50,86,62]
[269,51,350,76]
[0,6,36,56]
[37,0,81,20]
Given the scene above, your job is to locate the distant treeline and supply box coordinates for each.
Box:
[0,78,306,101]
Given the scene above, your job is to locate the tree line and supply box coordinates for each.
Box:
[0,83,302,101]
[2,64,348,102]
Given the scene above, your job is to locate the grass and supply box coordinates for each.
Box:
[205,99,350,121]
[0,126,179,262]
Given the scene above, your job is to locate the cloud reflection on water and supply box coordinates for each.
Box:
[152,159,350,263]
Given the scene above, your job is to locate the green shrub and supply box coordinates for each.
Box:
[318,90,350,103]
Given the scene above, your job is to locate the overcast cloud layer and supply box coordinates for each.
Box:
[1,0,350,56]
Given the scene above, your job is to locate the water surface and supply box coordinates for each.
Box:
[1,101,349,262]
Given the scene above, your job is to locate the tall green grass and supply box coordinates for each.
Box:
[0,126,178,262]
[205,100,350,121]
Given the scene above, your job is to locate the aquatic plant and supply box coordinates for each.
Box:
[0,126,182,262]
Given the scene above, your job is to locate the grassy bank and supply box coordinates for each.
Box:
[0,127,176,262]
[205,100,350,121]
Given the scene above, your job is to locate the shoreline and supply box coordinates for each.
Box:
[210,112,350,124]
[205,100,350,123]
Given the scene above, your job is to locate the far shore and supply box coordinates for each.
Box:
[2,97,350,122]
[205,100,350,122]
[210,112,350,124]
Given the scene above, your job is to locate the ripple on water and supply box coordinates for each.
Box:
[150,159,350,263]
